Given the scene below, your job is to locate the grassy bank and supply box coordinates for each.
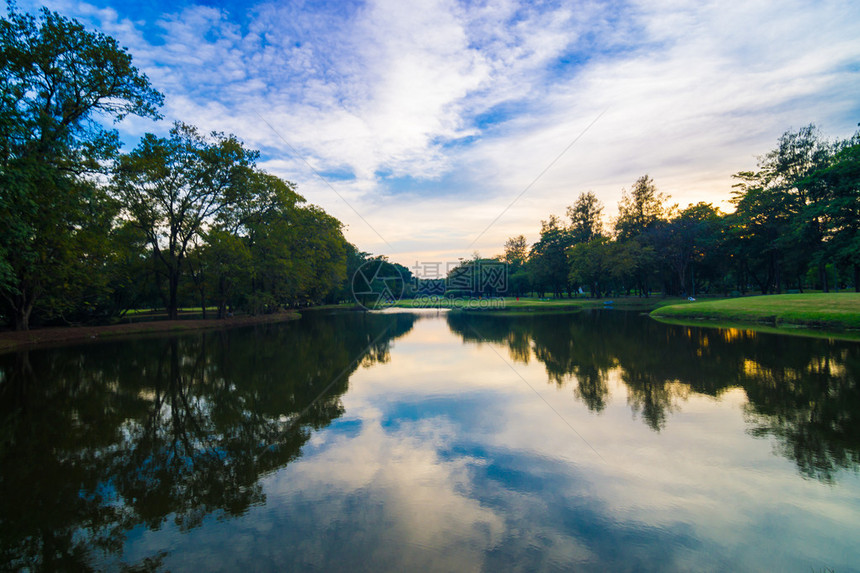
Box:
[0,311,301,354]
[650,293,860,330]
[393,296,686,312]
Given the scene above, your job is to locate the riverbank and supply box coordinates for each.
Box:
[392,296,686,312]
[650,293,860,330]
[0,311,301,353]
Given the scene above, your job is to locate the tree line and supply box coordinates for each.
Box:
[501,125,860,298]
[0,6,354,330]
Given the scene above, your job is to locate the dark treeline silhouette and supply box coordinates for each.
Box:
[502,125,860,298]
[446,311,860,483]
[0,311,416,570]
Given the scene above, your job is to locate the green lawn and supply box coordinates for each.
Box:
[124,307,219,315]
[650,293,860,329]
[395,296,686,312]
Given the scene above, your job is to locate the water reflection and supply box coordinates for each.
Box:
[2,310,859,571]
[0,312,416,571]
[446,311,860,483]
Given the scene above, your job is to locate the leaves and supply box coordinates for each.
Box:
[0,5,162,329]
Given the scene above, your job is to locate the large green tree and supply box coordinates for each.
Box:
[729,126,834,293]
[213,168,348,311]
[803,133,860,291]
[503,235,529,296]
[114,123,255,319]
[614,175,667,241]
[529,215,573,297]
[613,175,669,296]
[657,202,723,296]
[0,6,162,329]
[567,191,605,244]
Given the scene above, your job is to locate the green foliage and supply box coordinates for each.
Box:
[510,125,858,300]
[801,135,860,283]
[567,190,605,243]
[0,4,162,329]
[503,235,528,270]
[0,4,355,328]
[529,214,574,297]
[114,122,257,319]
[655,202,723,296]
[729,125,838,294]
[614,175,667,241]
[201,229,251,318]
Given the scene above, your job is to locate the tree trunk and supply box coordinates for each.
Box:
[200,282,207,319]
[14,304,32,331]
[748,263,767,295]
[11,287,35,331]
[690,265,696,297]
[819,263,828,293]
[168,271,179,320]
[771,252,781,294]
[854,263,859,293]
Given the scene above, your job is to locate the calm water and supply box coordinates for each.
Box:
[1,310,859,571]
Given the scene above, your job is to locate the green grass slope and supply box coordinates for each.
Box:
[650,293,860,329]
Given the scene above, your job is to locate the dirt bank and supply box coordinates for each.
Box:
[0,311,300,353]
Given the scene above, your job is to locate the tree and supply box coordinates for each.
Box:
[658,203,722,296]
[567,191,605,244]
[329,242,371,303]
[568,237,637,298]
[729,126,837,294]
[114,123,256,319]
[103,221,156,316]
[613,175,669,296]
[568,237,613,298]
[225,172,348,310]
[503,235,529,270]
[614,175,667,241]
[529,215,574,297]
[503,235,530,296]
[729,170,786,293]
[766,125,834,291]
[803,133,860,291]
[206,166,348,312]
[203,229,252,318]
[0,6,162,329]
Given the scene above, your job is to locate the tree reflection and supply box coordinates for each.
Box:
[742,349,860,483]
[0,312,415,570]
[446,310,860,481]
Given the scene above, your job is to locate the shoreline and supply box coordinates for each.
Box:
[0,311,301,354]
[651,315,860,342]
[650,293,860,333]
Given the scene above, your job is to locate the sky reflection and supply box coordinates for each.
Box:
[3,311,857,571]
[119,312,860,572]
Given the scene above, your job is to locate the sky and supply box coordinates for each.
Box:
[20,0,860,269]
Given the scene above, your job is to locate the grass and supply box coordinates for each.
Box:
[650,293,860,330]
[392,295,687,312]
[124,306,219,315]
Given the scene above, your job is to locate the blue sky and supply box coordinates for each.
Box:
[23,0,860,267]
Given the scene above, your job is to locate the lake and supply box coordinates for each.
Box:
[1,309,858,571]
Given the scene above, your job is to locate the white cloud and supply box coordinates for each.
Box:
[24,0,860,263]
